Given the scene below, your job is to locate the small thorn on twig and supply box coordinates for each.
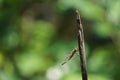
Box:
[61,48,78,65]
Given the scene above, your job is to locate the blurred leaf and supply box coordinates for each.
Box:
[62,73,110,80]
[0,51,4,67]
[88,46,112,73]
[62,73,81,80]
[3,31,19,49]
[16,52,53,76]
[89,74,111,80]
[93,22,114,38]
[0,71,18,80]
[33,21,55,41]
[107,0,120,25]
[57,0,104,20]
[29,21,56,53]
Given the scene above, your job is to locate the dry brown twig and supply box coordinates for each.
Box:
[76,10,88,80]
[61,10,88,80]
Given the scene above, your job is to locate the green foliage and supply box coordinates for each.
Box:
[0,0,120,80]
[3,31,20,49]
[57,0,104,21]
[62,73,110,80]
[93,22,114,37]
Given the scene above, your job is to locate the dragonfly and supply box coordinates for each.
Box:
[61,47,78,65]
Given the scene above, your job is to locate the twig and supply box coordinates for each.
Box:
[61,10,88,80]
[76,10,88,80]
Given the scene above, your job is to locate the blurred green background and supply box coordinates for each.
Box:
[0,0,120,80]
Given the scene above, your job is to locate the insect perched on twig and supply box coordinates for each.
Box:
[61,48,78,65]
[61,10,88,80]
